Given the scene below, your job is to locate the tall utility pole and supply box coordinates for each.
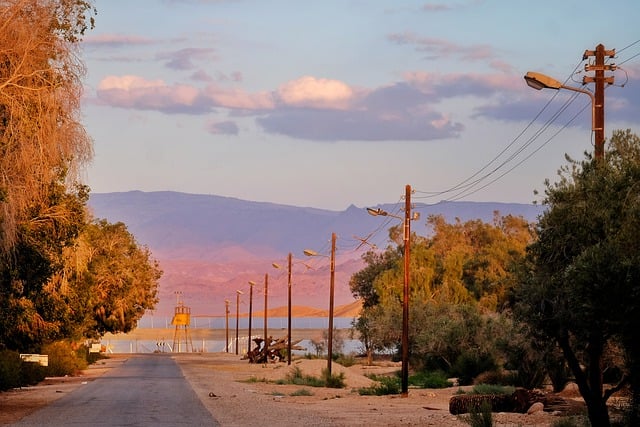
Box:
[583,44,615,159]
[263,273,269,354]
[327,232,336,376]
[225,299,230,353]
[401,184,411,397]
[287,252,292,365]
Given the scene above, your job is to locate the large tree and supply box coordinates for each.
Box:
[514,129,640,426]
[0,0,94,253]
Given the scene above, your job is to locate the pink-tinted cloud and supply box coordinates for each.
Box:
[94,69,638,142]
[276,76,355,109]
[97,75,206,113]
[83,34,155,47]
[389,32,498,63]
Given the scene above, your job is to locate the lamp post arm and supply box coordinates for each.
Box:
[560,84,597,132]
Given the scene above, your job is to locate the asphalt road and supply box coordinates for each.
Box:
[12,354,219,426]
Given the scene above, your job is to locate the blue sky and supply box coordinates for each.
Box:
[80,0,640,211]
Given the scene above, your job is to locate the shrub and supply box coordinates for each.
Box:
[322,368,346,388]
[469,383,515,396]
[410,370,453,388]
[452,352,497,386]
[20,362,47,386]
[42,341,87,377]
[0,350,21,391]
[358,375,400,395]
[290,388,313,396]
[459,400,494,427]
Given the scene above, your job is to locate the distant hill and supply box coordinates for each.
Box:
[88,191,544,316]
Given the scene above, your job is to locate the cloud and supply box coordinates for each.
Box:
[157,48,217,70]
[276,76,354,109]
[97,75,206,114]
[83,34,155,47]
[388,32,505,70]
[206,120,239,135]
[94,68,640,142]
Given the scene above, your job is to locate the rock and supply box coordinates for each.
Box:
[527,402,544,414]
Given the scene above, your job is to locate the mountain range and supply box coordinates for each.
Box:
[87,191,544,317]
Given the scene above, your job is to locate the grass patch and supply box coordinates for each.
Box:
[276,366,345,389]
[244,376,269,383]
[410,370,453,389]
[468,384,515,395]
[290,388,314,396]
[358,374,401,395]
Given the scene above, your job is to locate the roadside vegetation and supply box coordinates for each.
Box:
[0,1,161,390]
[350,131,640,426]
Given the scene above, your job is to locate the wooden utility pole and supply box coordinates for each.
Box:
[327,232,336,376]
[401,184,411,397]
[583,44,615,159]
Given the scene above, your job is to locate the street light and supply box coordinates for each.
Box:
[303,232,337,376]
[235,290,243,355]
[273,253,293,365]
[524,71,600,157]
[248,281,256,353]
[366,184,416,397]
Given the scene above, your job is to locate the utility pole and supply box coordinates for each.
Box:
[327,232,336,376]
[401,184,411,397]
[583,44,615,160]
[225,299,230,353]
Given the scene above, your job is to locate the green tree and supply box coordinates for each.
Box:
[350,212,533,376]
[514,130,640,426]
[67,220,161,337]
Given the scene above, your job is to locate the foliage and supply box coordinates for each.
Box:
[0,350,21,390]
[0,0,95,253]
[290,388,313,396]
[459,400,494,427]
[42,341,87,377]
[62,219,161,337]
[467,384,515,396]
[514,130,640,426]
[278,366,345,388]
[358,374,400,395]
[409,370,452,388]
[349,213,533,374]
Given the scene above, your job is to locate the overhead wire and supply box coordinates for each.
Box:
[344,41,640,251]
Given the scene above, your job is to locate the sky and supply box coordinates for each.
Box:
[80,0,640,211]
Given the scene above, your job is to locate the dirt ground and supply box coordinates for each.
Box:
[0,352,574,426]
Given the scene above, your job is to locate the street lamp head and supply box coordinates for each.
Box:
[366,207,388,217]
[236,290,244,295]
[303,249,319,257]
[524,71,563,91]
[248,280,256,286]
[272,262,281,269]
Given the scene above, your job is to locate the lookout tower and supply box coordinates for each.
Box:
[171,292,193,352]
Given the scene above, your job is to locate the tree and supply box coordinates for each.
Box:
[0,0,95,253]
[349,212,533,373]
[65,220,161,337]
[514,130,640,426]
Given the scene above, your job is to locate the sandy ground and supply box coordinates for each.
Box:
[0,352,567,426]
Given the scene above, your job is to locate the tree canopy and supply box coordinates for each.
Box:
[514,129,640,426]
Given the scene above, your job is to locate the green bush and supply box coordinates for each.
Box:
[42,341,87,377]
[452,352,497,386]
[358,375,400,395]
[469,383,515,396]
[322,368,346,388]
[410,370,453,388]
[0,350,21,391]
[459,400,494,427]
[20,361,47,386]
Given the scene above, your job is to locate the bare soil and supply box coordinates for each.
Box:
[0,352,587,426]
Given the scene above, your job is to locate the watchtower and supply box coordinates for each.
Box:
[171,295,193,352]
